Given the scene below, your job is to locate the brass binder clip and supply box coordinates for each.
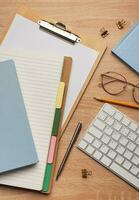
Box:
[38,20,81,43]
[100,27,109,38]
[116,19,127,29]
[81,169,92,178]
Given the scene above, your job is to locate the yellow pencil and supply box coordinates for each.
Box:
[94,97,139,109]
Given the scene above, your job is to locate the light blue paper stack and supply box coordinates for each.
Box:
[112,21,139,74]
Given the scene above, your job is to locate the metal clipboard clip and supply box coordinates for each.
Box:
[38,20,81,44]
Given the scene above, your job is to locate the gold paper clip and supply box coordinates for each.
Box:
[100,27,109,38]
[81,169,92,178]
[116,19,127,29]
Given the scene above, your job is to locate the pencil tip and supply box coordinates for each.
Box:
[55,175,59,181]
[94,97,100,100]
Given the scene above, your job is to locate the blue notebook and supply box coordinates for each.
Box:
[0,60,38,173]
[112,21,139,73]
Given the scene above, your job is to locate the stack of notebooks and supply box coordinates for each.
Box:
[0,49,72,193]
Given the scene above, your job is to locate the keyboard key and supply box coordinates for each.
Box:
[135,137,139,145]
[114,112,123,121]
[129,122,138,131]
[93,150,102,160]
[134,147,139,156]
[101,155,112,166]
[104,126,113,135]
[103,104,115,116]
[113,121,122,131]
[115,154,124,164]
[86,145,95,155]
[122,117,130,126]
[108,149,117,159]
[110,162,139,189]
[100,144,109,154]
[130,165,139,176]
[101,134,110,144]
[93,139,102,149]
[132,155,139,166]
[112,131,121,141]
[119,136,128,146]
[78,140,88,149]
[93,119,106,130]
[88,126,102,139]
[127,141,136,151]
[98,111,107,121]
[124,150,133,160]
[123,160,132,170]
[83,133,94,143]
[116,144,125,154]
[109,139,118,149]
[128,132,137,142]
[120,126,129,136]
[106,117,114,126]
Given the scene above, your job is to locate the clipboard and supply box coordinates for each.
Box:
[0,5,106,135]
[0,5,106,193]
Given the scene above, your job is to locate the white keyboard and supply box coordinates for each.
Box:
[78,104,139,190]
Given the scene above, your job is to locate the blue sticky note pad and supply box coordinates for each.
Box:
[0,60,38,173]
[112,21,139,73]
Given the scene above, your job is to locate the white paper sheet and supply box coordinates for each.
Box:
[2,14,99,126]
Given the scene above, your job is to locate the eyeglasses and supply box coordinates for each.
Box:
[99,71,139,104]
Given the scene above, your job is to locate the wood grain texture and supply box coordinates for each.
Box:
[0,0,139,199]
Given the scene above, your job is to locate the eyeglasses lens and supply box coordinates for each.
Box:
[102,72,127,95]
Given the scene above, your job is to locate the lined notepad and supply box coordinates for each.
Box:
[0,49,64,190]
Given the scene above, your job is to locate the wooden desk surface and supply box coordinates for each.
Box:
[0,0,139,199]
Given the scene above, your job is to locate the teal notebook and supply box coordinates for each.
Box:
[112,21,139,73]
[0,60,38,173]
